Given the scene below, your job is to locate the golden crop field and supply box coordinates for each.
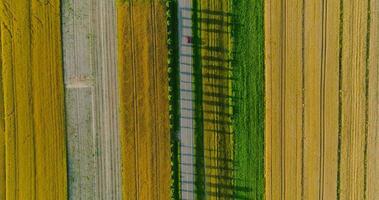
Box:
[117,0,171,199]
[0,0,67,199]
[0,0,377,199]
[265,0,379,199]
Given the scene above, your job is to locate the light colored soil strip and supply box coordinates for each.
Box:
[62,0,121,199]
[0,0,67,199]
[117,1,171,199]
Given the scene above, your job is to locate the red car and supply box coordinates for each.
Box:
[185,36,193,44]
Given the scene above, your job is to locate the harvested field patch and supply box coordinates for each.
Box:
[117,0,171,199]
[265,0,379,199]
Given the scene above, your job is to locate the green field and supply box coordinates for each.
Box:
[232,0,265,199]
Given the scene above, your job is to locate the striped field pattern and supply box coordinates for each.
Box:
[265,0,379,199]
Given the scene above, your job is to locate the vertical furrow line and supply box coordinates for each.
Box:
[319,0,323,198]
[100,9,105,194]
[0,23,5,200]
[153,1,160,198]
[363,0,371,198]
[13,22,19,200]
[347,1,354,198]
[128,1,139,199]
[319,0,327,198]
[150,0,159,198]
[301,0,305,198]
[29,1,37,197]
[366,0,378,198]
[336,0,344,198]
[280,0,286,198]
[268,1,274,198]
[323,1,328,196]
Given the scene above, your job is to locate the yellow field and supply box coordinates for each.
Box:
[265,0,378,199]
[0,0,67,199]
[197,0,233,198]
[117,0,171,199]
[367,1,379,198]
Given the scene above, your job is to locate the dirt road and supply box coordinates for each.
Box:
[62,0,121,199]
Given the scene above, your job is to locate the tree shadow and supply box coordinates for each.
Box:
[176,5,254,200]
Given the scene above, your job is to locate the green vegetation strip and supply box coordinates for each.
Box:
[231,0,265,199]
[192,0,206,199]
[166,0,181,199]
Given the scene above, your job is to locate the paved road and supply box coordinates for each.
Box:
[178,0,196,199]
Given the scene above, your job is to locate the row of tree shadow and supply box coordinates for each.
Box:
[177,6,253,200]
[179,148,252,200]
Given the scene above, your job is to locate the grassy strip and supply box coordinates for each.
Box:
[165,0,181,199]
[231,0,265,199]
[192,0,206,198]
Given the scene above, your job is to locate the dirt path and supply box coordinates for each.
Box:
[265,0,378,199]
[62,0,121,199]
[117,1,171,199]
[0,0,67,199]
